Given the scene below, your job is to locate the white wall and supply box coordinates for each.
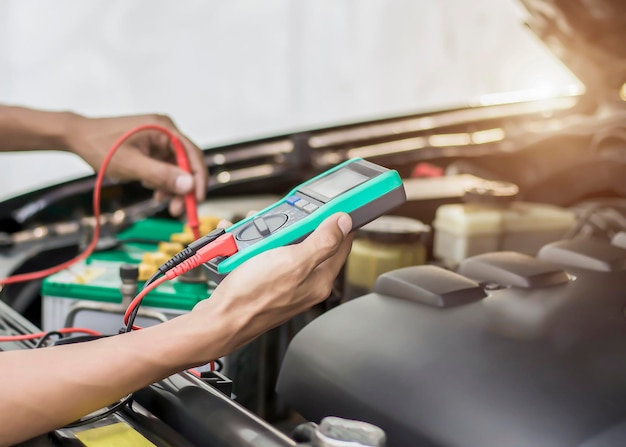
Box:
[0,0,579,200]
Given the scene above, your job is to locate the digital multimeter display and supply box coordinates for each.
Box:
[306,169,369,200]
[204,158,406,282]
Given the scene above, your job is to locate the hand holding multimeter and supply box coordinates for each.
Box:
[204,158,406,282]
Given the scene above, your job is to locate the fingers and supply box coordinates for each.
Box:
[217,209,257,229]
[132,114,207,202]
[152,190,183,217]
[192,213,355,352]
[303,234,354,303]
[134,151,195,196]
[144,115,206,202]
[216,219,231,229]
[297,213,352,271]
[169,196,185,217]
[317,234,354,277]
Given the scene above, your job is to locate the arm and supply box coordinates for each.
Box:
[0,213,353,446]
[0,105,74,152]
[0,105,206,215]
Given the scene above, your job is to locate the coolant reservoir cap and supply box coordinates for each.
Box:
[357,215,430,243]
[463,180,519,204]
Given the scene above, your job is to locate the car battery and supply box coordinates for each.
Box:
[41,218,212,334]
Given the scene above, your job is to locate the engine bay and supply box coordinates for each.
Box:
[1,1,626,445]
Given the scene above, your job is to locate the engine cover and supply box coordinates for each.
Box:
[277,237,626,447]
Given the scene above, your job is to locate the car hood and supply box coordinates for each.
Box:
[520,0,626,93]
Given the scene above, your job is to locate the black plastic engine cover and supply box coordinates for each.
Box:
[276,238,626,447]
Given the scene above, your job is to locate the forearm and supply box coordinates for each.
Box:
[0,212,352,445]
[0,309,231,446]
[0,105,80,152]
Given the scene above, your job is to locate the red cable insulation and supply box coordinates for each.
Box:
[0,327,101,342]
[164,233,237,280]
[123,275,168,331]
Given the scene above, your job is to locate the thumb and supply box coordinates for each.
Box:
[298,213,352,269]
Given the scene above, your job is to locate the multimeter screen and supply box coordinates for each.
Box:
[306,169,369,200]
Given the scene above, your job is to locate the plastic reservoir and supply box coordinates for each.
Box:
[433,201,576,266]
[345,215,430,299]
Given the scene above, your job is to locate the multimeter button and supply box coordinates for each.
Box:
[303,203,318,213]
[286,196,301,206]
[253,217,271,236]
[295,200,310,210]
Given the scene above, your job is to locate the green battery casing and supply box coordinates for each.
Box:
[41,219,210,313]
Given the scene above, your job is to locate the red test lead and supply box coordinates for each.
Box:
[165,233,238,280]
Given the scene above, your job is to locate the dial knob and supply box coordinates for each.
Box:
[236,213,288,241]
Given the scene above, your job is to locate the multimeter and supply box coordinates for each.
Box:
[204,158,406,282]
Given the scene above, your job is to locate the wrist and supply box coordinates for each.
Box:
[58,111,88,155]
[187,293,261,364]
[147,303,241,370]
[0,106,84,153]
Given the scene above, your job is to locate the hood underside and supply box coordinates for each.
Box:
[520,0,626,92]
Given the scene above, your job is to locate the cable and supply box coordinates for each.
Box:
[0,314,11,332]
[211,357,224,372]
[0,124,200,286]
[123,233,237,371]
[0,327,101,343]
[123,232,237,333]
[123,271,163,335]
[123,276,168,332]
[63,394,134,429]
[164,233,237,281]
[34,331,63,348]
[155,228,225,276]
[126,228,227,335]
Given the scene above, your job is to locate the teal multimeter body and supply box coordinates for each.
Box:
[204,158,406,283]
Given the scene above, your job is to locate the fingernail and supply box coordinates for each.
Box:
[175,174,193,194]
[337,214,352,236]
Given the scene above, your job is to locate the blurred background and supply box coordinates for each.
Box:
[0,0,579,200]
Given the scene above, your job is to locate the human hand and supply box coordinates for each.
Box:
[189,213,353,360]
[64,113,206,216]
